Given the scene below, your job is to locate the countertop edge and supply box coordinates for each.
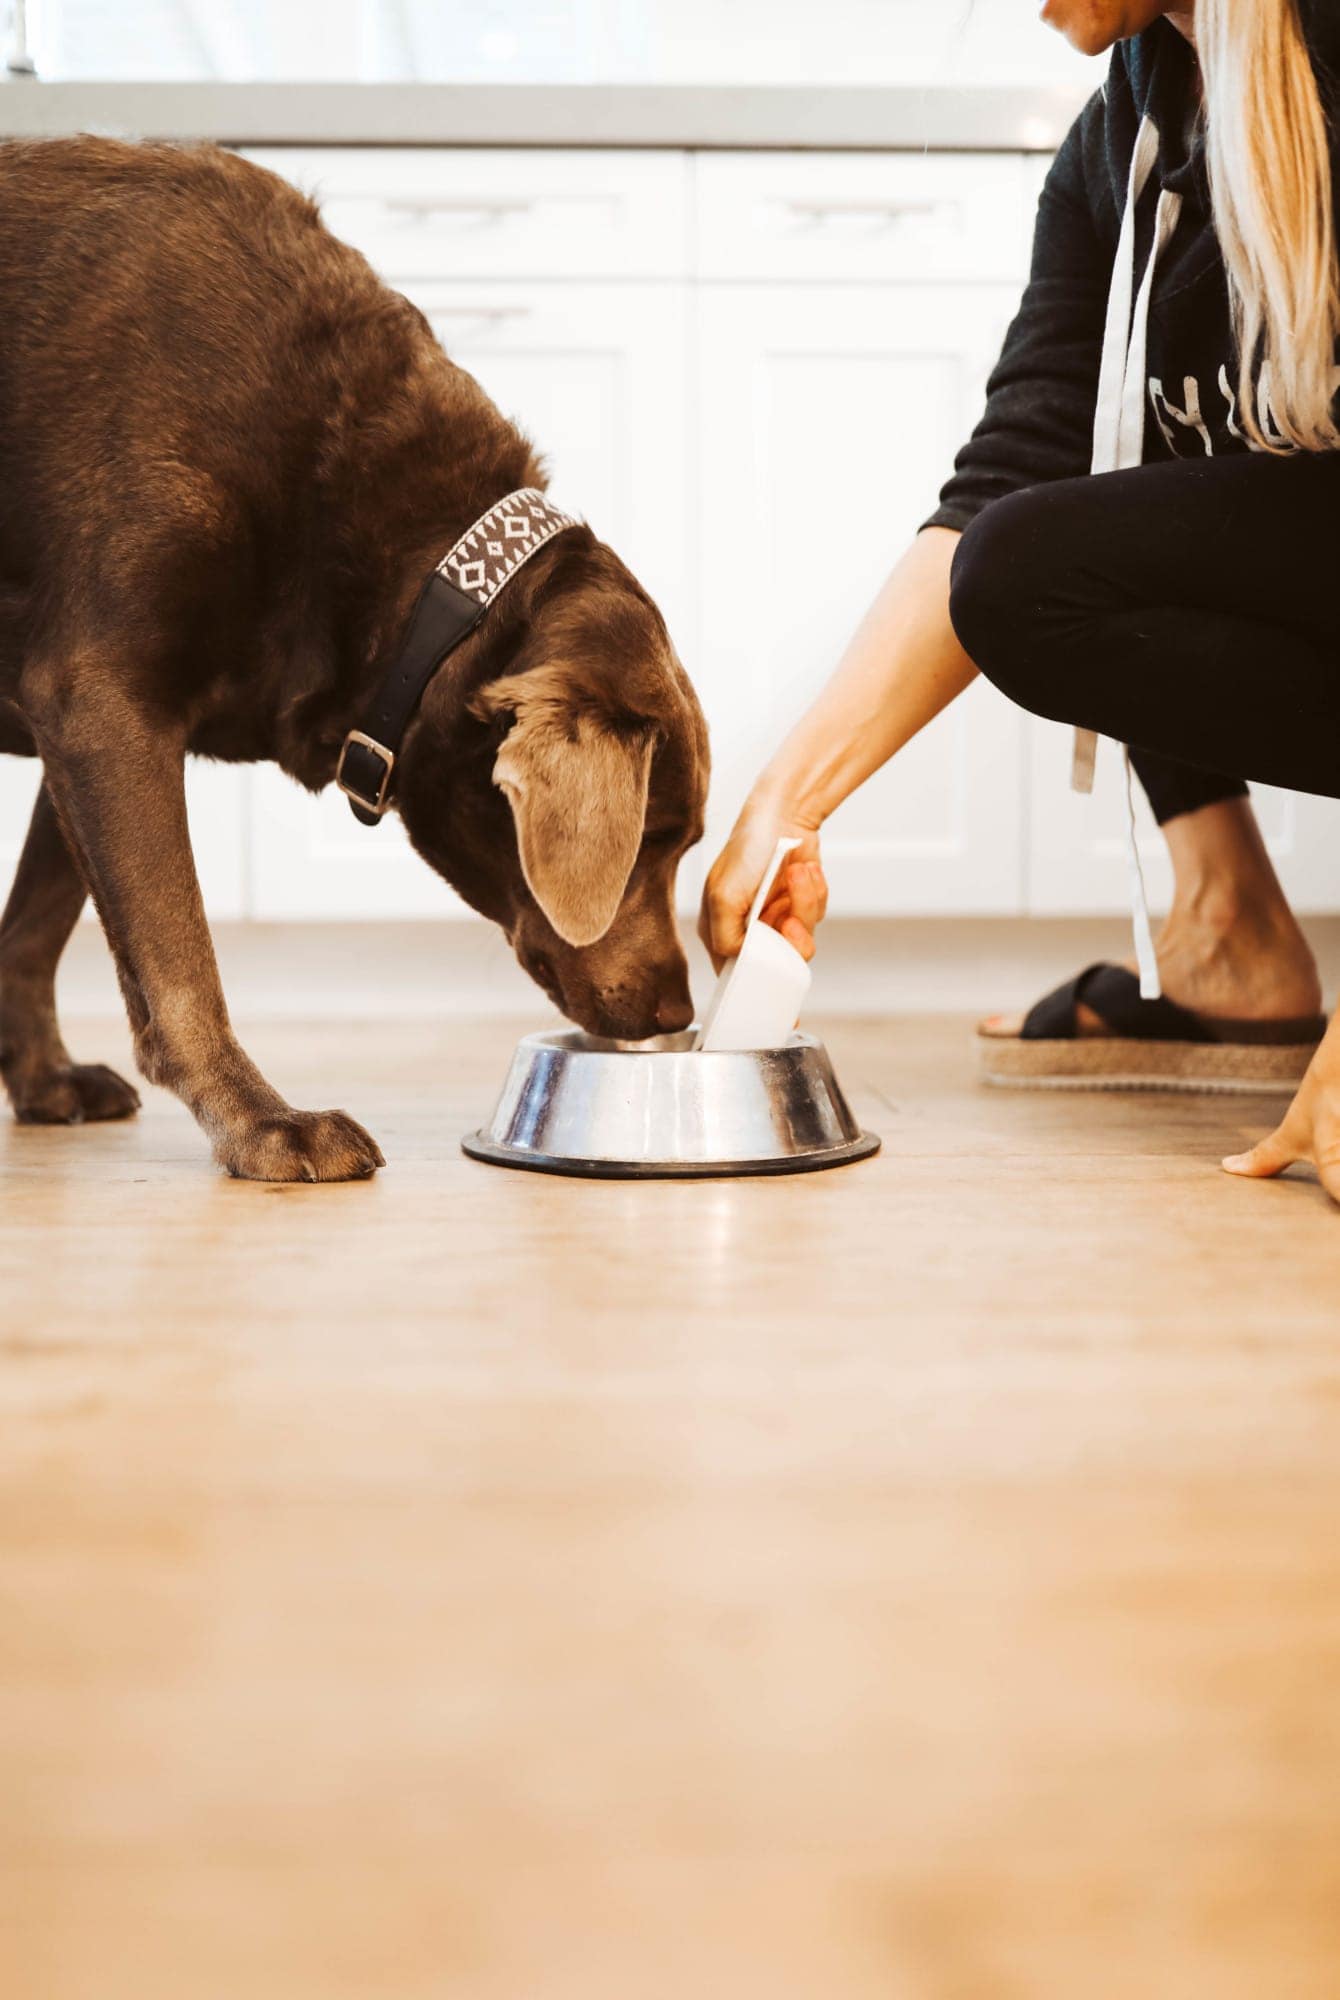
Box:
[0,80,1090,151]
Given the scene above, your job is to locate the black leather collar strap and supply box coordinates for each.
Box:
[337,572,482,825]
[336,486,581,825]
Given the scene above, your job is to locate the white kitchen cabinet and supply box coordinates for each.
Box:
[228,140,1340,930]
[184,763,251,918]
[242,143,1034,924]
[248,278,692,918]
[694,281,1026,915]
[0,755,248,920]
[5,137,1335,950]
[1026,721,1340,916]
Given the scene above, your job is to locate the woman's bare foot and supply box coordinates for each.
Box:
[982,797,1324,1039]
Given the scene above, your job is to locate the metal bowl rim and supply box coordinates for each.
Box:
[461,1128,882,1179]
[513,1027,823,1060]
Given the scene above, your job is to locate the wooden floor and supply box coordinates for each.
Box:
[4,1014,1339,1999]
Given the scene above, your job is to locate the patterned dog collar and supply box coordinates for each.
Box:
[437,487,581,607]
[337,487,583,825]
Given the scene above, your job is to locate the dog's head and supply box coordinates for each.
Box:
[397,531,708,1041]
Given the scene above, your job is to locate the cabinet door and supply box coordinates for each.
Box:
[249,280,692,919]
[1027,721,1340,915]
[695,283,1025,916]
[0,756,246,920]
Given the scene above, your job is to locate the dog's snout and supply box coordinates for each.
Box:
[655,991,694,1034]
[525,951,559,1002]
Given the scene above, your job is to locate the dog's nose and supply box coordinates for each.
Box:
[655,991,694,1034]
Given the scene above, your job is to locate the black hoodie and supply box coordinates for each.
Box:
[926,7,1340,533]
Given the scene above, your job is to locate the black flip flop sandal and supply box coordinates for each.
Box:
[977,961,1327,1094]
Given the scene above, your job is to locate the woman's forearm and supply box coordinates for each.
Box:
[759,526,974,825]
[699,526,977,961]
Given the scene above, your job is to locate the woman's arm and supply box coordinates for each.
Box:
[699,525,973,964]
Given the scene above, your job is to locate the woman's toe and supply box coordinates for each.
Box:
[977,1010,1025,1039]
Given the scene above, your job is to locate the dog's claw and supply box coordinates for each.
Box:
[215,1108,384,1184]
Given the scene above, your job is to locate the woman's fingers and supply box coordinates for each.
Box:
[700,829,784,962]
[699,856,756,966]
[757,862,827,963]
[1222,1083,1314,1178]
[759,899,817,960]
[701,840,824,970]
[1222,1127,1300,1178]
[761,863,826,931]
[783,861,827,932]
[779,916,817,961]
[1223,1119,1340,1207]
[1220,1046,1340,1206]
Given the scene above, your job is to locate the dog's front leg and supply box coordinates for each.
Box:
[0,783,141,1124]
[32,683,384,1182]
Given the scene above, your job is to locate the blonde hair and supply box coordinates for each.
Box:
[1198,0,1340,451]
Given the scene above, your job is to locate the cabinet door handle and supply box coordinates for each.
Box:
[375,195,535,228]
[779,196,952,229]
[427,304,533,338]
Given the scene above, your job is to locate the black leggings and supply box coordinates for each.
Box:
[948,450,1340,821]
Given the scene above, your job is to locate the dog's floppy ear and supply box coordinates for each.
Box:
[474,667,655,947]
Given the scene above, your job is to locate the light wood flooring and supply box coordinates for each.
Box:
[3,1014,1339,1999]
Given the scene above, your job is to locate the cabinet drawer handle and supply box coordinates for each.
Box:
[375,195,535,228]
[779,196,953,229]
[427,305,533,336]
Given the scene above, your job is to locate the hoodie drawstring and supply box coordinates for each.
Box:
[1072,112,1182,1000]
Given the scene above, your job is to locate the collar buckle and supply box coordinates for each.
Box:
[336,731,395,820]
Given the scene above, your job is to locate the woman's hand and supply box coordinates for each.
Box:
[698,790,828,971]
[1223,1008,1340,1202]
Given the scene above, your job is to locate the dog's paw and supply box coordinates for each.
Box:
[217,1108,386,1183]
[10,1062,141,1126]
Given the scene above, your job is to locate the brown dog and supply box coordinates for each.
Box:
[0,137,708,1180]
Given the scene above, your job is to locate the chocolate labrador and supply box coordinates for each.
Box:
[0,138,708,1180]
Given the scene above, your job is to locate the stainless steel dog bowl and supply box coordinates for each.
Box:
[461,1029,881,1179]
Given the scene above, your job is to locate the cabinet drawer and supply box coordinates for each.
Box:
[239,148,691,281]
[694,152,1033,284]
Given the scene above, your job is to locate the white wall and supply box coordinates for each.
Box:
[27,0,1104,87]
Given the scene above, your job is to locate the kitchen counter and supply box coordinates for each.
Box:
[0,78,1087,152]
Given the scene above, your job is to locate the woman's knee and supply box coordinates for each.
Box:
[948,490,1067,710]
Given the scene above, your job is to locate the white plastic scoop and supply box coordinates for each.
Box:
[695,837,812,1052]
